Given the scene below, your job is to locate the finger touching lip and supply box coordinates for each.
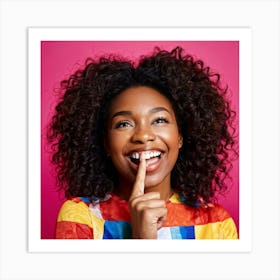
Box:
[126,150,164,173]
[127,150,163,165]
[129,153,146,199]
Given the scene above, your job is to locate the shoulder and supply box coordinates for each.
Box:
[204,203,232,222]
[170,192,233,222]
[167,193,238,239]
[55,197,95,239]
[167,193,232,223]
[57,197,92,225]
[196,203,238,239]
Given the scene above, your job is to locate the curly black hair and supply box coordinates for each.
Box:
[48,46,238,206]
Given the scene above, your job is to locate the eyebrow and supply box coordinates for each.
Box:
[111,107,171,119]
[111,111,132,119]
[149,107,171,114]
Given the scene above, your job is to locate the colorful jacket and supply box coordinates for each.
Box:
[55,193,238,239]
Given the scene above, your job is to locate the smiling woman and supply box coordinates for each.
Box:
[48,46,238,239]
[105,86,182,204]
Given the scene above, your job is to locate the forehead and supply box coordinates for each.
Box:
[109,86,173,113]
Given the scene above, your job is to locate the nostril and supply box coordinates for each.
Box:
[131,127,156,143]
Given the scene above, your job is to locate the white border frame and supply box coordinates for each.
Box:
[28,27,252,253]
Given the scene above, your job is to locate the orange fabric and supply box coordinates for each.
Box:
[163,201,231,227]
[55,221,93,239]
[99,194,130,221]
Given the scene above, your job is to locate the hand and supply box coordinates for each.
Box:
[128,153,167,239]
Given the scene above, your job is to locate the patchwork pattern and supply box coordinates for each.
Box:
[55,194,238,239]
[103,221,132,239]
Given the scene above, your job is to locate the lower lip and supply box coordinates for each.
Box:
[145,156,162,172]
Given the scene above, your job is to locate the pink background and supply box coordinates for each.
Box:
[41,41,239,239]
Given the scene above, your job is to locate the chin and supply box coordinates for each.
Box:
[143,175,167,190]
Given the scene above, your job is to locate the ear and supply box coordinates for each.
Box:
[178,134,183,148]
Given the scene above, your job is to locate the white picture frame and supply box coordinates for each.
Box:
[28,27,252,253]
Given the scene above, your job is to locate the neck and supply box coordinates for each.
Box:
[115,177,173,201]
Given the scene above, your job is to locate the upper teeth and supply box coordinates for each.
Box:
[130,151,161,160]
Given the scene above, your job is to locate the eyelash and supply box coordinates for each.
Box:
[115,121,132,128]
[114,117,169,129]
[153,117,169,124]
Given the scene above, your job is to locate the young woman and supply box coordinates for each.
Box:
[48,47,238,239]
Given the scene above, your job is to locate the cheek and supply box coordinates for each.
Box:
[106,132,124,154]
[106,138,127,175]
[161,129,181,150]
[106,133,131,172]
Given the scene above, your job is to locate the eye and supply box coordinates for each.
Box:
[153,117,169,125]
[115,120,133,129]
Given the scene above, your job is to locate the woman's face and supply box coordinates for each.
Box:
[105,86,182,192]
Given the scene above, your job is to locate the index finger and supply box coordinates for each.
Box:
[129,152,146,199]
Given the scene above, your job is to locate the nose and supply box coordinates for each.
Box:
[131,124,156,144]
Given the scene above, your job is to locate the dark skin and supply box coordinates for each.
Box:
[105,86,183,239]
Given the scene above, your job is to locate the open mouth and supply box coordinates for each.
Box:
[128,151,162,165]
